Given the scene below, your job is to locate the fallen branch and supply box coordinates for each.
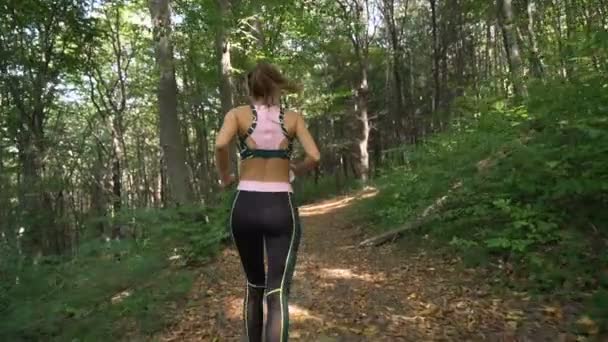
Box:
[358,215,437,247]
[360,135,533,248]
[359,181,462,247]
[359,133,532,247]
[476,134,532,173]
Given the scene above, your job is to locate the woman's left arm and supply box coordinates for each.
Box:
[215,110,238,187]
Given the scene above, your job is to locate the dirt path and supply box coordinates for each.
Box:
[159,189,577,341]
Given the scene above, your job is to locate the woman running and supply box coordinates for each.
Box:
[214,61,321,342]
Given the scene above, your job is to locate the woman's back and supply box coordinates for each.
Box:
[216,102,319,188]
[234,104,296,184]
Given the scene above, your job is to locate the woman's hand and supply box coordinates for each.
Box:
[289,165,296,183]
[219,174,236,189]
[290,163,301,178]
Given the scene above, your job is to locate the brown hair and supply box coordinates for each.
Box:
[247,61,300,106]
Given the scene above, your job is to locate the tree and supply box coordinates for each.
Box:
[148,0,194,205]
[0,0,96,255]
[214,0,239,176]
[429,0,441,114]
[497,0,525,97]
[87,1,134,217]
[380,0,408,142]
[526,0,545,79]
[336,0,373,182]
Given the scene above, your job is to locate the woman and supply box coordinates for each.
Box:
[214,62,320,342]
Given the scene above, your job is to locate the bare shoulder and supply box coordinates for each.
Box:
[284,110,303,122]
[224,106,249,121]
[229,105,251,118]
[283,110,303,132]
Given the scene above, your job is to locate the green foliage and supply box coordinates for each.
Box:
[587,289,608,333]
[0,203,230,341]
[1,0,607,338]
[357,68,608,296]
[360,99,520,228]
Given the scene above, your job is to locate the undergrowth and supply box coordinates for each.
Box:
[0,195,232,341]
[355,72,608,332]
[294,174,361,205]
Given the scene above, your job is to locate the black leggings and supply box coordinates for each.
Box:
[229,191,302,342]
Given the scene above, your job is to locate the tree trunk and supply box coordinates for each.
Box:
[91,142,108,237]
[18,114,49,256]
[498,0,525,97]
[4,65,54,256]
[0,146,4,235]
[384,59,399,145]
[109,120,123,213]
[564,0,576,78]
[135,136,149,207]
[526,0,545,79]
[383,0,405,135]
[430,0,441,114]
[485,18,492,83]
[341,0,372,182]
[215,3,234,114]
[254,17,266,50]
[159,155,167,207]
[353,63,371,182]
[149,0,194,205]
[214,0,238,178]
[194,108,212,197]
[597,0,608,28]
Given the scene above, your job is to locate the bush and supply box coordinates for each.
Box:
[357,69,608,294]
[0,201,231,341]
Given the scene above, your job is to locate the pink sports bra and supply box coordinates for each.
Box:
[237,103,294,193]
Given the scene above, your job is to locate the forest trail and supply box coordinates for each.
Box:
[159,189,575,341]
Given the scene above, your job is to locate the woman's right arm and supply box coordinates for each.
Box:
[214,110,238,187]
[292,113,321,176]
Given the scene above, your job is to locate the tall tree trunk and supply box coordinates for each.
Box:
[135,136,148,207]
[337,0,371,182]
[3,67,53,256]
[149,0,194,205]
[408,51,417,139]
[253,17,266,50]
[485,18,492,83]
[0,143,10,245]
[352,0,372,182]
[353,59,371,182]
[159,156,167,207]
[383,0,405,136]
[564,0,576,78]
[597,0,608,28]
[429,0,441,114]
[109,121,123,213]
[91,143,108,237]
[197,109,212,195]
[492,18,502,95]
[498,0,525,97]
[215,1,234,114]
[526,0,545,79]
[0,146,4,233]
[18,113,50,256]
[384,58,400,145]
[214,0,238,178]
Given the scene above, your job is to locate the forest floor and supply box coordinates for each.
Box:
[158,188,581,341]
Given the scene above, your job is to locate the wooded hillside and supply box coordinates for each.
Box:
[1,0,607,340]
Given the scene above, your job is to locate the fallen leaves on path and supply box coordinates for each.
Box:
[158,189,579,341]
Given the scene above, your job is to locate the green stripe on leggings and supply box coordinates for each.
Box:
[280,193,302,342]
